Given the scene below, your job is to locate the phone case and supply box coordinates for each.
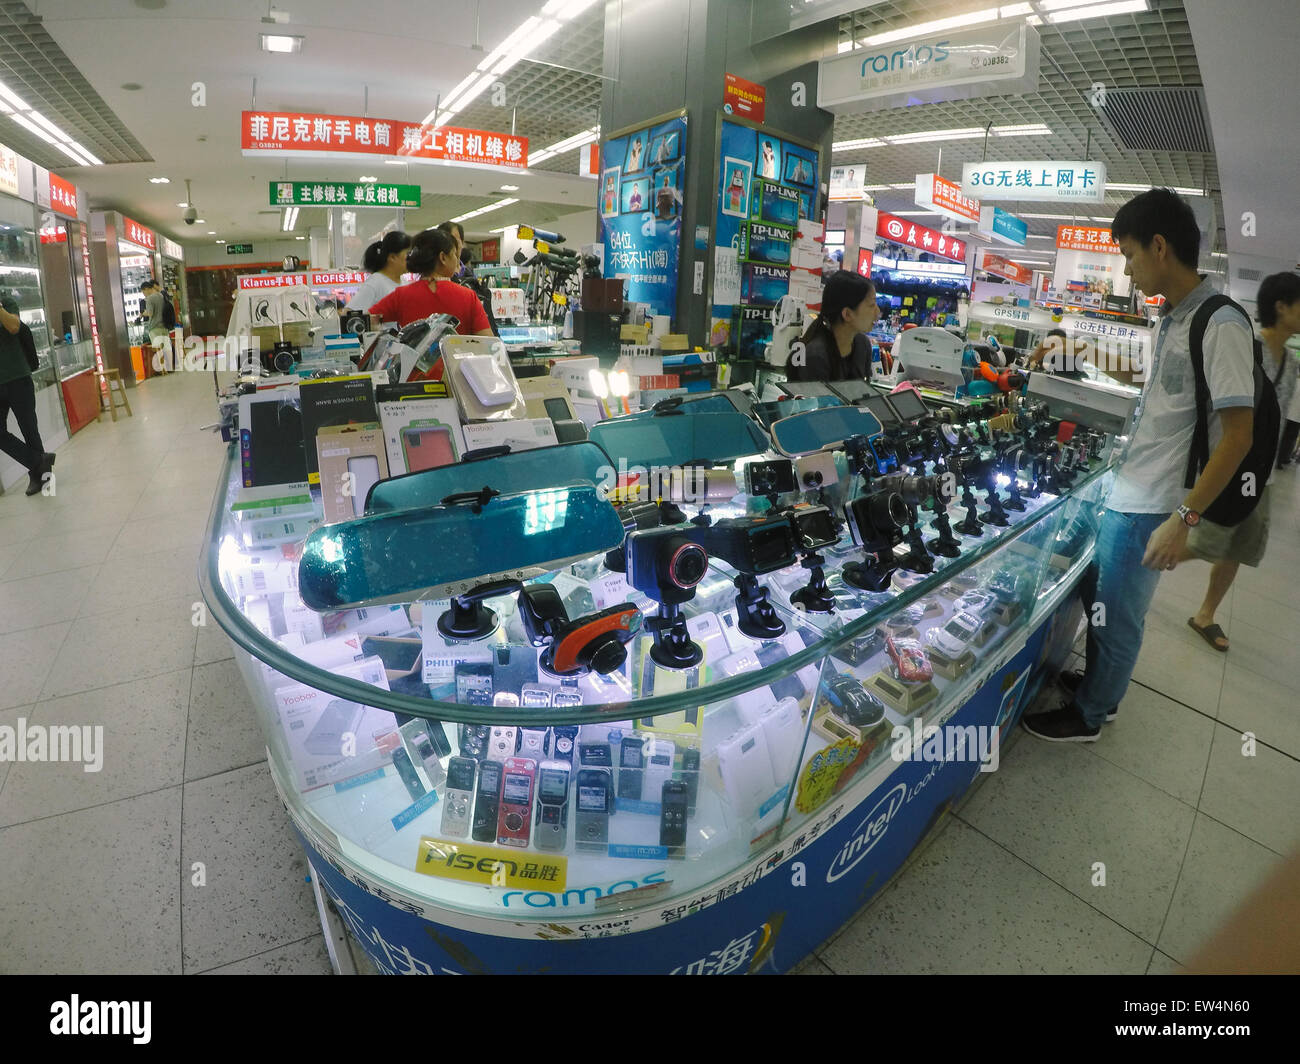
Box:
[401,425,456,472]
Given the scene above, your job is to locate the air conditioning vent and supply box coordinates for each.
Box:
[1236,267,1262,282]
[1097,87,1213,154]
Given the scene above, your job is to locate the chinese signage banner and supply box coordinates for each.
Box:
[0,143,18,198]
[976,205,1028,247]
[978,249,1034,284]
[914,172,979,224]
[828,164,865,202]
[818,22,1040,112]
[962,160,1107,203]
[271,181,421,208]
[1056,224,1120,254]
[120,215,156,251]
[237,270,366,290]
[241,111,527,170]
[875,210,967,263]
[723,72,766,123]
[596,112,687,319]
[49,173,79,218]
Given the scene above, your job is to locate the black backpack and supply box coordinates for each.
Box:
[162,296,177,330]
[1184,294,1282,526]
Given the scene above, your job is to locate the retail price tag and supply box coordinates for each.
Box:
[334,767,385,793]
[591,572,632,610]
[391,789,439,832]
[757,784,790,819]
[614,798,662,816]
[414,838,567,890]
[693,260,704,294]
[608,843,668,861]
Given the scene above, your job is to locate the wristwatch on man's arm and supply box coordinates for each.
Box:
[1177,504,1201,527]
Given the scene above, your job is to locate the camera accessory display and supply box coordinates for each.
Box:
[842,487,908,592]
[496,757,536,847]
[517,583,642,678]
[471,758,504,842]
[626,528,710,669]
[877,473,939,574]
[441,756,478,838]
[575,767,613,852]
[534,760,572,851]
[660,778,690,849]
[885,635,934,684]
[617,736,645,800]
[688,515,797,641]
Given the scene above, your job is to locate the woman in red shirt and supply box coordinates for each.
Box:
[370,227,492,335]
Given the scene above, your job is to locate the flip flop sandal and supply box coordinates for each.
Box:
[1188,618,1229,652]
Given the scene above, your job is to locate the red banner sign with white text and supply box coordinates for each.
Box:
[875,211,967,263]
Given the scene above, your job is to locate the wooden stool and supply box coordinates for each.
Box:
[93,368,133,422]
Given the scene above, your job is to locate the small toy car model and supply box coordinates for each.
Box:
[824,674,886,728]
[885,635,933,683]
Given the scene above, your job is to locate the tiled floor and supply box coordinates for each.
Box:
[1,370,1296,975]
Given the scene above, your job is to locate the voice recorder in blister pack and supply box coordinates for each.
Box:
[440,756,477,838]
[534,760,572,852]
[497,757,536,847]
[471,758,503,842]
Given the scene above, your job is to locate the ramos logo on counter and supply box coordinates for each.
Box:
[416,839,568,891]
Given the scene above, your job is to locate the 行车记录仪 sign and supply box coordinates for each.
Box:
[962,161,1107,203]
[271,181,421,208]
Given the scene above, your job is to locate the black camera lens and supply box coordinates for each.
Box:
[866,490,908,532]
[666,540,708,589]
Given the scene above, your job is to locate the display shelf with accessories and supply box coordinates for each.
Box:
[202,351,1121,973]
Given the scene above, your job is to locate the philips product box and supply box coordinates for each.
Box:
[316,423,390,524]
[297,375,379,485]
[378,397,464,476]
[460,417,558,454]
[274,655,398,791]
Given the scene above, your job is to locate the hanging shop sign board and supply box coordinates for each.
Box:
[963,160,1107,203]
[976,205,1027,247]
[237,270,365,290]
[226,243,255,255]
[597,111,687,320]
[723,72,767,123]
[875,211,966,263]
[271,181,421,208]
[49,173,79,218]
[0,143,18,198]
[579,144,599,178]
[914,173,979,224]
[817,22,1040,112]
[1056,224,1121,254]
[121,215,156,251]
[160,236,184,260]
[977,249,1034,284]
[241,111,528,171]
[856,248,873,277]
[828,164,866,202]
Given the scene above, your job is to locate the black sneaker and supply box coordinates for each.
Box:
[1058,670,1118,722]
[1022,703,1100,743]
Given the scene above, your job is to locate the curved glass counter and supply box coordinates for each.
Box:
[201,443,1112,922]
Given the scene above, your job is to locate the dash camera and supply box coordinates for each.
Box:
[626,529,709,607]
[844,490,908,549]
[517,584,641,678]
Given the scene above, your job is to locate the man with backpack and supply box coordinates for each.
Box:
[1185,272,1300,651]
[1024,188,1260,742]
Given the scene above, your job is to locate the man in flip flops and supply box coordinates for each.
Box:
[1023,190,1259,743]
[1185,272,1300,652]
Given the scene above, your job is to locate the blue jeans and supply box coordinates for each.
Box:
[1075,509,1170,728]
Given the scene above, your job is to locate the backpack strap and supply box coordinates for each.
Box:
[1183,293,1254,490]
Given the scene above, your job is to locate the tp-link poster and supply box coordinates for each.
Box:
[711,119,819,348]
[597,112,687,320]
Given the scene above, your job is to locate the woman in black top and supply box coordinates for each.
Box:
[786,270,880,382]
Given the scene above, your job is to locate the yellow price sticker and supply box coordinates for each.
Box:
[415,837,568,890]
[536,240,550,254]
[552,293,568,305]
[518,225,535,240]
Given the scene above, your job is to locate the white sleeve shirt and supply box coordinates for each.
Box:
[345,272,398,312]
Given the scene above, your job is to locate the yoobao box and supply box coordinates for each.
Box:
[378,397,464,476]
[316,423,390,524]
[460,417,558,454]
[274,655,399,791]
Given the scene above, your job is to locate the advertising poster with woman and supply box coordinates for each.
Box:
[596,112,687,320]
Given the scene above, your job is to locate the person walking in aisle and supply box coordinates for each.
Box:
[1023,189,1258,742]
[1272,275,1300,469]
[0,297,55,495]
[1184,271,1300,651]
[345,230,411,313]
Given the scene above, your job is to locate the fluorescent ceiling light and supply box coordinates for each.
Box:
[864,184,890,191]
[54,142,86,166]
[27,110,72,142]
[384,159,406,165]
[1026,234,1055,239]
[529,126,599,165]
[216,239,226,244]
[1042,0,1148,22]
[295,236,306,240]
[280,206,299,232]
[449,197,519,223]
[69,141,102,166]
[500,184,519,191]
[890,182,915,189]
[861,7,999,46]
[359,175,377,183]
[149,176,170,184]
[832,138,885,152]
[195,219,206,224]
[487,225,513,233]
[9,112,56,144]
[207,230,215,234]
[991,124,1053,136]
[260,33,303,53]
[176,201,189,207]
[0,81,29,111]
[476,17,541,73]
[494,19,561,76]
[1017,212,1090,220]
[1106,182,1204,196]
[1000,3,1034,14]
[543,0,601,17]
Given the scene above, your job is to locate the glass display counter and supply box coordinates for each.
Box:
[202,419,1112,973]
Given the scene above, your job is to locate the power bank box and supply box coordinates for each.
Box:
[519,375,578,423]
[378,398,465,476]
[375,380,450,403]
[297,375,379,485]
[274,655,398,791]
[460,417,558,455]
[316,423,390,524]
[238,388,308,488]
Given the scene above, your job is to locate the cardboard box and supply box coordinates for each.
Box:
[315,423,390,524]
[297,375,379,485]
[274,655,399,791]
[518,375,578,423]
[460,417,559,454]
[322,603,412,640]
[658,333,690,352]
[375,380,450,403]
[227,546,300,598]
[378,397,464,476]
[239,510,321,548]
[238,388,308,489]
[620,323,651,344]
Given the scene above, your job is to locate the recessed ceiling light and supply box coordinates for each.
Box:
[261,33,303,53]
[358,175,378,183]
[215,239,226,244]
[295,236,305,240]
[194,219,205,224]
[500,184,519,192]
[176,202,188,208]
[207,230,215,234]
[120,82,142,91]
[384,160,405,165]
[149,176,170,184]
